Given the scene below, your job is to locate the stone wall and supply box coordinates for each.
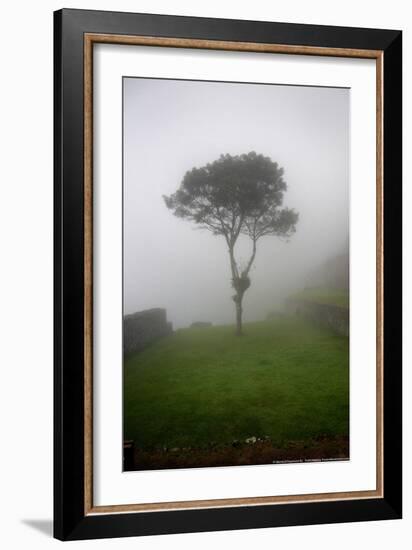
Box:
[287,299,349,337]
[124,308,173,355]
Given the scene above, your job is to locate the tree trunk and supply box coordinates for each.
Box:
[235,293,243,336]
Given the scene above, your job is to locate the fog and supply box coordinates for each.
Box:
[124,77,349,328]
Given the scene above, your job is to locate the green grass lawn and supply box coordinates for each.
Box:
[289,288,349,309]
[124,317,349,451]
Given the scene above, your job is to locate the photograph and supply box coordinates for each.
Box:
[122,76,350,471]
[51,7,402,541]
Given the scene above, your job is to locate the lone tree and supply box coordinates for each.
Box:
[164,152,299,335]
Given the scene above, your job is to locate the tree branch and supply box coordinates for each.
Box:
[242,237,257,277]
[229,245,239,279]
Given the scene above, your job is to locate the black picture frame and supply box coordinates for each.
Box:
[54,8,402,541]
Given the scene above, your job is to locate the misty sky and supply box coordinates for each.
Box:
[123,77,349,328]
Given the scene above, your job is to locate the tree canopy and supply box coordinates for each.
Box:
[164,152,297,243]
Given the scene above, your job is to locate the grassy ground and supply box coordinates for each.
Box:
[124,317,349,456]
[289,288,349,308]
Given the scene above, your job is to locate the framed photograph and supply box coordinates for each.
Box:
[54,8,402,541]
